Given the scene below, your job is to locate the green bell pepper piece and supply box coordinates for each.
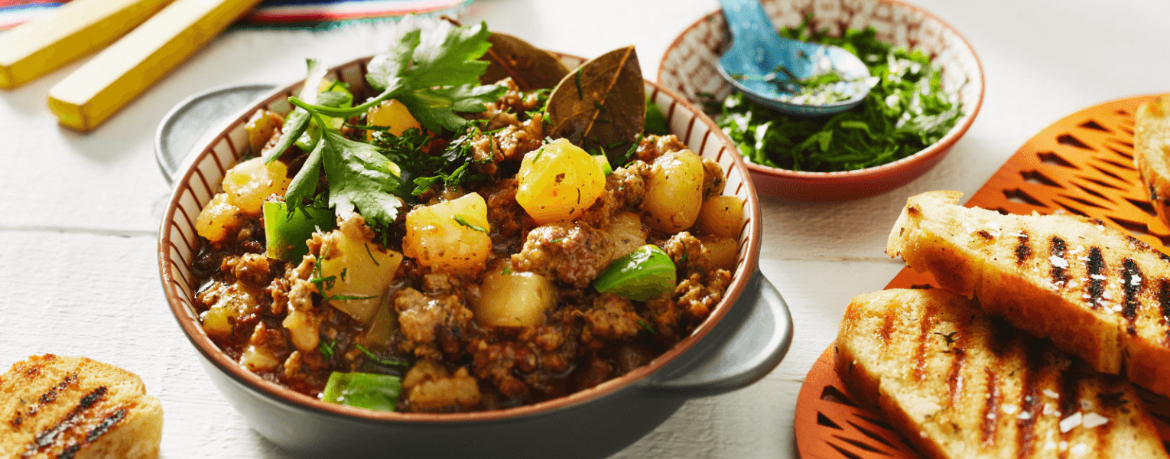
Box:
[262,201,334,261]
[321,371,402,412]
[593,244,676,301]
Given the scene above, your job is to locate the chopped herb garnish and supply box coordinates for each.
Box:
[354,344,410,367]
[502,266,512,275]
[364,243,381,266]
[319,339,337,360]
[453,215,488,233]
[712,19,962,172]
[638,319,658,335]
[550,237,566,244]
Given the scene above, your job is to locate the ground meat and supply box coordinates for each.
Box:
[470,341,534,399]
[634,134,687,163]
[661,232,711,275]
[675,271,729,323]
[480,178,534,240]
[582,294,641,347]
[574,356,615,390]
[481,78,543,119]
[644,294,682,343]
[403,359,482,412]
[338,213,375,241]
[608,161,649,210]
[701,157,726,199]
[224,253,273,286]
[395,288,473,358]
[512,222,613,288]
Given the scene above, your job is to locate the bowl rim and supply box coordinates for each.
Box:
[656,0,985,182]
[158,52,764,424]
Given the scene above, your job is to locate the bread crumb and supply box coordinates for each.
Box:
[1082,412,1109,428]
[1060,412,1082,433]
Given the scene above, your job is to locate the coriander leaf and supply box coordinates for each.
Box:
[264,59,328,163]
[316,90,353,108]
[366,29,420,91]
[285,137,326,206]
[404,21,493,89]
[397,83,507,132]
[320,129,407,225]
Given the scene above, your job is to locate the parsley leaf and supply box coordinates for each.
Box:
[319,129,407,224]
[264,59,328,164]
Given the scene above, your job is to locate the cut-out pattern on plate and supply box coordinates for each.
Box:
[795,94,1170,459]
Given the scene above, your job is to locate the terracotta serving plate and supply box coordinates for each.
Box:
[658,0,984,201]
[794,94,1170,458]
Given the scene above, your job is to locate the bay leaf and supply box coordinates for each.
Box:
[546,46,645,155]
[481,32,570,91]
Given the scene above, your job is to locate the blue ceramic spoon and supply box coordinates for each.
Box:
[717,0,871,116]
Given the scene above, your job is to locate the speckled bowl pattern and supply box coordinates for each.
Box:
[658,0,984,201]
[158,53,792,458]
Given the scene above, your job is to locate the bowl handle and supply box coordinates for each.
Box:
[642,269,793,397]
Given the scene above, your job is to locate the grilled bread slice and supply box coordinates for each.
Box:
[887,190,1170,399]
[837,289,1169,459]
[0,354,163,459]
[1135,96,1170,227]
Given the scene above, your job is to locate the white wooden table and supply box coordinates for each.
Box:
[1,0,1167,457]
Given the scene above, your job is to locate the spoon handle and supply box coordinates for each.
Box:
[718,0,778,45]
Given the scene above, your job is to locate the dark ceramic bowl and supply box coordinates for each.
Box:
[658,0,984,201]
[158,53,792,458]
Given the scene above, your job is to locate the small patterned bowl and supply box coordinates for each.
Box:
[658,0,984,201]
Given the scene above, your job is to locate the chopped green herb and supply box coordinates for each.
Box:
[574,67,583,99]
[364,243,381,266]
[354,344,410,368]
[319,339,337,360]
[638,319,658,335]
[712,20,963,172]
[453,215,488,233]
[501,266,512,275]
[550,237,566,244]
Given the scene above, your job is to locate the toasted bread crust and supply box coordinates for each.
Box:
[0,354,162,459]
[837,289,1169,459]
[1135,96,1170,228]
[887,191,1170,402]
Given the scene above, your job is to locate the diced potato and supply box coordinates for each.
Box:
[515,138,605,224]
[698,234,738,270]
[245,109,279,154]
[240,344,279,372]
[199,281,260,339]
[606,212,647,259]
[471,263,557,327]
[367,99,421,140]
[642,149,704,232]
[318,229,403,324]
[403,193,492,275]
[695,196,745,238]
[195,193,244,243]
[283,309,319,352]
[221,157,291,215]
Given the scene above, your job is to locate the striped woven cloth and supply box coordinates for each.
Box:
[0,0,472,29]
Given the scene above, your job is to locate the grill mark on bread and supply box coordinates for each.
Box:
[1057,370,1081,459]
[22,386,108,458]
[1086,247,1106,310]
[945,317,968,406]
[1121,259,1143,334]
[1159,279,1170,346]
[54,407,129,459]
[981,367,1001,446]
[978,230,994,240]
[11,373,79,427]
[879,308,894,347]
[1051,237,1069,285]
[914,306,935,381]
[1016,340,1045,458]
[1015,232,1031,265]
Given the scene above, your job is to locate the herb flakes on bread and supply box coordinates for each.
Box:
[837,288,1168,459]
[887,190,1170,401]
[0,354,163,459]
